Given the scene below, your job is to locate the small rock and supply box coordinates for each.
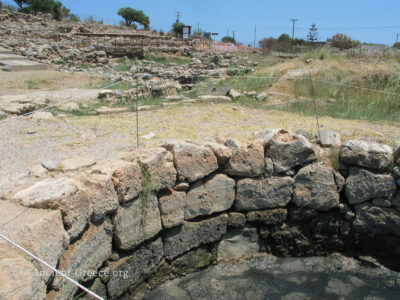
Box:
[42,160,58,171]
[60,157,96,171]
[318,129,341,147]
[142,132,156,140]
[256,92,267,101]
[228,89,242,99]
[327,98,336,103]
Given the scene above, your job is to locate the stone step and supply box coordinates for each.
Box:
[0,46,12,54]
[0,53,27,61]
[0,60,50,72]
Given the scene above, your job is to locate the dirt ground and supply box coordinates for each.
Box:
[1,101,399,196]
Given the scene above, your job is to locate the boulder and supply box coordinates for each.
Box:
[133,148,177,191]
[163,141,218,183]
[202,142,232,164]
[318,129,341,147]
[185,174,235,220]
[253,128,280,146]
[224,139,265,177]
[164,214,228,260]
[107,238,164,299]
[79,174,119,223]
[59,157,96,171]
[228,89,242,99]
[245,208,288,225]
[235,177,293,211]
[113,193,162,250]
[0,201,66,281]
[159,190,186,229]
[0,251,46,300]
[228,212,246,227]
[54,221,112,292]
[340,140,393,172]
[256,92,267,101]
[293,164,340,211]
[217,226,260,262]
[11,178,91,240]
[267,130,317,173]
[353,203,400,236]
[90,159,142,203]
[345,168,397,205]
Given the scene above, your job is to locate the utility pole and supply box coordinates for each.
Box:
[290,18,298,40]
[233,30,235,41]
[253,25,257,48]
[396,33,399,44]
[176,12,182,23]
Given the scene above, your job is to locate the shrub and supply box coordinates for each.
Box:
[68,13,79,22]
[330,33,360,50]
[221,36,236,44]
[171,22,185,37]
[276,34,292,52]
[394,42,400,49]
[259,37,277,54]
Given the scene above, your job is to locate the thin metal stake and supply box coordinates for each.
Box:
[309,71,321,141]
[136,78,139,148]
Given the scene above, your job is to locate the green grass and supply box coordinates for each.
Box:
[142,55,190,65]
[215,76,278,93]
[278,71,400,124]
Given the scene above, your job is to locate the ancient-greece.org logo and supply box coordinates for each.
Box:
[33,269,129,280]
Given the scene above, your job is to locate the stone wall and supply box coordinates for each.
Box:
[1,129,400,299]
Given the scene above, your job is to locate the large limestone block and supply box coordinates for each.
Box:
[54,221,112,287]
[185,174,235,220]
[266,130,317,173]
[164,214,228,260]
[353,203,400,236]
[11,178,91,240]
[163,141,218,182]
[159,190,186,229]
[113,193,162,250]
[202,141,232,164]
[235,177,293,211]
[90,159,142,203]
[80,174,119,223]
[345,168,397,205]
[0,201,66,282]
[217,226,260,262]
[340,140,393,172]
[224,139,265,177]
[293,164,340,211]
[318,129,341,147]
[0,253,46,300]
[107,238,164,299]
[133,148,177,191]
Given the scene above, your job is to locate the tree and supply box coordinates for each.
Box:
[330,33,360,50]
[221,36,236,44]
[13,0,27,10]
[307,23,319,43]
[20,0,69,19]
[276,34,292,52]
[258,37,277,53]
[118,7,150,30]
[171,22,185,37]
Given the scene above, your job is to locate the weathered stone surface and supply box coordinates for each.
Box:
[60,157,96,171]
[185,174,235,220]
[353,203,400,236]
[293,164,340,211]
[340,140,393,171]
[159,190,186,229]
[164,141,218,183]
[318,129,341,147]
[171,248,212,275]
[80,174,118,223]
[0,201,66,282]
[113,193,162,250]
[11,178,91,240]
[246,208,288,225]
[228,212,246,227]
[228,89,242,99]
[90,159,142,203]
[134,148,177,191]
[107,238,164,299]
[235,177,293,211]
[0,250,46,300]
[82,278,107,300]
[217,226,260,262]
[267,130,317,173]
[393,192,400,210]
[224,139,265,177]
[164,214,228,260]
[333,171,346,192]
[396,146,400,165]
[289,207,318,221]
[202,142,232,164]
[254,128,280,146]
[54,221,112,290]
[345,168,397,205]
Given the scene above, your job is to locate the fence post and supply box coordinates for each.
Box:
[136,78,139,148]
[309,71,321,141]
